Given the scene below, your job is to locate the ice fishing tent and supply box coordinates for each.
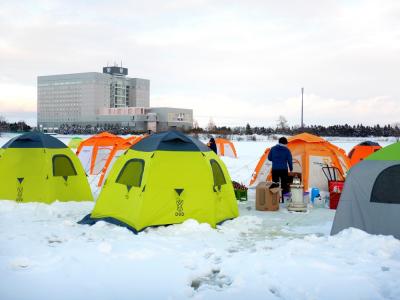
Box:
[250,133,350,192]
[80,130,239,232]
[68,137,83,149]
[0,132,93,203]
[348,141,382,166]
[215,138,238,158]
[331,142,400,238]
[76,132,126,176]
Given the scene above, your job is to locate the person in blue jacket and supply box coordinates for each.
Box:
[208,137,218,154]
[268,137,293,196]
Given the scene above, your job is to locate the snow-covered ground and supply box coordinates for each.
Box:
[0,134,399,300]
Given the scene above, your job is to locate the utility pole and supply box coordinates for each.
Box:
[301,87,304,129]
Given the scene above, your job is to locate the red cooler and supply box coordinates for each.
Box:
[328,180,344,209]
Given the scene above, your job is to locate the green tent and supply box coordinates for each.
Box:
[68,137,83,149]
[0,132,93,203]
[80,130,239,232]
[331,142,400,238]
[366,142,400,161]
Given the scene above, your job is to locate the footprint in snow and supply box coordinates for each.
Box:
[269,286,282,298]
[10,257,32,270]
[46,235,63,246]
[190,268,232,291]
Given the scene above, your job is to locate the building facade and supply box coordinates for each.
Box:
[37,66,192,132]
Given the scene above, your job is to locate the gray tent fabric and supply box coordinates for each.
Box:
[132,130,211,152]
[2,132,67,149]
[331,160,400,239]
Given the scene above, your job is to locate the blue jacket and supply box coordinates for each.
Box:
[208,140,217,154]
[268,144,293,171]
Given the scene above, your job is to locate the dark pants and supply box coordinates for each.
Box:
[272,169,290,197]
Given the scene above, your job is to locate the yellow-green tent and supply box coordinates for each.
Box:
[0,132,93,203]
[80,131,238,232]
[68,137,83,149]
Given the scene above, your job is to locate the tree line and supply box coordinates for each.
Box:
[195,117,400,137]
[1,116,400,137]
[0,119,31,132]
[197,123,400,137]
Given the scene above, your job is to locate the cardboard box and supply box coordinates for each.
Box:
[256,182,280,211]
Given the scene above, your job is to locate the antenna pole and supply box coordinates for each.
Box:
[301,87,304,129]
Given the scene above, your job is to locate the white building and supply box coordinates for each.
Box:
[37,66,193,132]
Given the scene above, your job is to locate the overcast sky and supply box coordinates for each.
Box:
[1,0,399,127]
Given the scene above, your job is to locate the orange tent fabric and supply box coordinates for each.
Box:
[348,141,382,166]
[125,135,146,145]
[76,132,126,176]
[215,138,238,158]
[249,133,351,192]
[97,135,145,186]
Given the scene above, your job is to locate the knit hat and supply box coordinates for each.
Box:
[278,137,288,145]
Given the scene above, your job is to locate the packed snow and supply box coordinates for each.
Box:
[0,134,399,300]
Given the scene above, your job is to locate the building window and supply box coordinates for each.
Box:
[177,113,184,121]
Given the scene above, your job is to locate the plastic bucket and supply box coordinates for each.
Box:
[310,188,320,204]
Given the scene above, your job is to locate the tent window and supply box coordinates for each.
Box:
[53,155,77,177]
[210,159,226,186]
[371,164,400,204]
[116,159,144,188]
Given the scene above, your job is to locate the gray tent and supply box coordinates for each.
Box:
[331,142,400,239]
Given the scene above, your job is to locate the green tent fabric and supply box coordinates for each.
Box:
[68,137,83,149]
[331,142,400,239]
[366,142,400,161]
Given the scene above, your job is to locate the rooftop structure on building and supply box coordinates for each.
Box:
[37,65,193,132]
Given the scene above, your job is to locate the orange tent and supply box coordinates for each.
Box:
[348,141,381,166]
[76,132,126,176]
[97,135,145,186]
[215,138,238,158]
[249,133,350,192]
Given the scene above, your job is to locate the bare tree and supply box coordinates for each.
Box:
[207,117,216,132]
[193,119,199,129]
[276,115,289,130]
